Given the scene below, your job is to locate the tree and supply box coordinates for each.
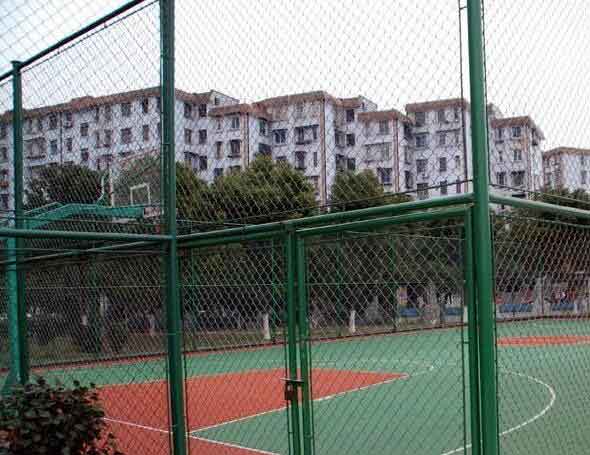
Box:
[24,164,102,210]
[330,170,411,212]
[211,156,317,224]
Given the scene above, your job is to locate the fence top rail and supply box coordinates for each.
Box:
[491,193,590,223]
[176,193,474,245]
[296,206,469,238]
[0,0,148,82]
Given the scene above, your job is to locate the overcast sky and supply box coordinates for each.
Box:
[1,0,589,150]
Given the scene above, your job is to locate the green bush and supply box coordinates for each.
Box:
[0,377,123,455]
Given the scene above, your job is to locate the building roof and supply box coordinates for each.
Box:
[0,87,220,122]
[357,109,413,124]
[490,115,545,140]
[543,147,590,158]
[405,98,470,113]
[255,90,368,109]
[208,103,272,119]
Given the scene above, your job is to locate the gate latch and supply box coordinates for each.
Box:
[282,377,304,402]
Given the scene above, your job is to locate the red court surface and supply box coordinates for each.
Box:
[101,368,403,455]
[498,335,590,347]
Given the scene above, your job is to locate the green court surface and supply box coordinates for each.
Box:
[14,319,590,454]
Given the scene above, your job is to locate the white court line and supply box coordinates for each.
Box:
[104,416,280,455]
[440,370,557,455]
[195,367,434,433]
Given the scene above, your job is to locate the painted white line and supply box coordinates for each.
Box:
[196,371,419,433]
[440,370,557,455]
[104,416,280,455]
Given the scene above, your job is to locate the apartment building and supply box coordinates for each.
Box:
[404,98,472,200]
[487,107,545,197]
[0,87,546,214]
[543,147,590,191]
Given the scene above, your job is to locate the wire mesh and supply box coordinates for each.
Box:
[23,247,171,454]
[302,221,468,454]
[180,239,292,454]
[493,209,590,454]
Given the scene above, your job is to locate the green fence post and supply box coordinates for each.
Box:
[465,210,481,455]
[160,0,187,453]
[296,236,314,455]
[285,232,302,455]
[465,1,499,454]
[8,61,28,386]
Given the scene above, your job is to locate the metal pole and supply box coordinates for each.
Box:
[9,61,28,385]
[465,1,499,454]
[285,232,302,455]
[296,236,314,454]
[160,0,187,453]
[465,210,481,455]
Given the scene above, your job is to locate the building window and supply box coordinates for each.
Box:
[184,129,192,144]
[121,128,132,144]
[104,105,112,122]
[437,109,446,123]
[346,109,355,123]
[295,103,304,118]
[276,156,287,164]
[49,114,58,130]
[26,119,33,133]
[0,170,8,185]
[216,118,222,131]
[229,139,241,157]
[496,128,504,141]
[512,126,522,138]
[335,131,345,147]
[313,152,318,167]
[65,137,73,152]
[416,158,428,174]
[0,147,7,161]
[259,120,267,136]
[81,149,89,162]
[415,134,428,148]
[94,107,100,122]
[104,130,112,147]
[156,97,161,112]
[121,102,132,117]
[582,170,588,185]
[198,104,207,118]
[581,155,586,166]
[142,124,150,142]
[439,157,447,172]
[512,171,525,187]
[230,116,240,130]
[309,176,319,193]
[215,141,223,159]
[214,97,220,106]
[378,120,389,135]
[417,183,429,199]
[544,172,552,187]
[184,152,194,168]
[347,158,356,171]
[378,167,393,185]
[453,107,460,122]
[498,150,503,163]
[346,133,355,147]
[273,129,287,144]
[142,98,149,114]
[199,155,208,171]
[258,143,271,156]
[440,180,448,195]
[0,123,6,139]
[438,132,446,146]
[456,179,462,193]
[50,140,58,155]
[415,112,426,127]
[496,172,506,186]
[184,102,192,119]
[214,168,223,179]
[513,149,522,161]
[64,112,73,128]
[198,129,207,144]
[295,151,306,170]
[455,155,461,169]
[405,171,414,189]
[295,127,305,144]
[80,123,89,137]
[95,131,101,148]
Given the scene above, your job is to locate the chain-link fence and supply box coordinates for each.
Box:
[2,1,590,455]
